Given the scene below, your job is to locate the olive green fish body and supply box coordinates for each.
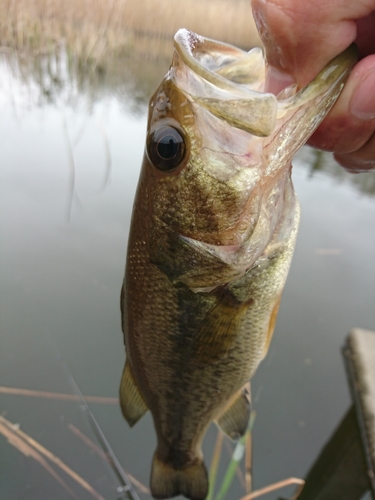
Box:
[120,30,356,500]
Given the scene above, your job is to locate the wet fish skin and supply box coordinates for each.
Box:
[120,30,356,500]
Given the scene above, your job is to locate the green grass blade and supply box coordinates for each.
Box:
[214,412,256,500]
[207,429,224,500]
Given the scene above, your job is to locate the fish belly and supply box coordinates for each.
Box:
[123,205,298,450]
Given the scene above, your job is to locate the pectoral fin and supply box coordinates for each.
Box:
[192,295,252,365]
[119,361,148,427]
[216,385,251,439]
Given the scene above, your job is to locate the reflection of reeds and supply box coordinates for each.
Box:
[299,148,375,197]
[0,0,260,112]
[0,0,261,63]
[1,1,262,115]
[0,0,261,111]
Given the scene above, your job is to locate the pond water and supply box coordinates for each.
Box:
[0,51,375,500]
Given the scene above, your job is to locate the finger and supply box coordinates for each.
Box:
[308,55,375,153]
[334,131,375,171]
[251,0,375,86]
[356,11,375,58]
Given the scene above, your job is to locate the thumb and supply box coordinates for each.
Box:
[251,0,358,89]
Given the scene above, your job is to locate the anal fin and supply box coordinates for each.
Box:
[119,360,148,427]
[216,385,251,440]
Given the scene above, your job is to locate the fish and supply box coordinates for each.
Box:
[119,29,356,500]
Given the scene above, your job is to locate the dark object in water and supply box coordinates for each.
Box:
[295,328,375,500]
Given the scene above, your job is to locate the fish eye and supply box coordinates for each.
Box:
[147,126,186,171]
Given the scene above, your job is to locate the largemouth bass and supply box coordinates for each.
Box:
[120,29,356,500]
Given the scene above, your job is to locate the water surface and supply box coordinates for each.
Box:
[1,54,374,500]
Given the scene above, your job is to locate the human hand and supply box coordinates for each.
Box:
[251,0,375,171]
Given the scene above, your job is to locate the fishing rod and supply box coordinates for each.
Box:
[49,339,141,500]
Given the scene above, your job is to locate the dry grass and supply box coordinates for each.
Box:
[0,0,261,63]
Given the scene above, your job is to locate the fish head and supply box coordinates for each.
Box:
[140,29,356,290]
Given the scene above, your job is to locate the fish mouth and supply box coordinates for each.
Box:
[172,29,357,146]
[171,29,278,137]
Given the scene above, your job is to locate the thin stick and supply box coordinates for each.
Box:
[239,478,305,500]
[0,386,118,404]
[68,424,150,494]
[0,415,105,500]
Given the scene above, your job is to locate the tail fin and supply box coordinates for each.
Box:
[150,453,208,500]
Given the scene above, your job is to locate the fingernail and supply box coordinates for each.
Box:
[265,66,295,95]
[350,69,375,120]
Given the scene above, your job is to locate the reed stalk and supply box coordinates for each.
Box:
[0,0,261,65]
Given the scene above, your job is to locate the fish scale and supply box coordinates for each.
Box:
[119,29,356,500]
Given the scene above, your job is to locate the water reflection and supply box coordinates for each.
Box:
[3,49,375,197]
[2,48,167,114]
[300,146,375,197]
[0,50,375,500]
